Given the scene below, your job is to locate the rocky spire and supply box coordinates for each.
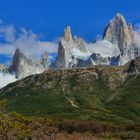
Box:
[40,52,50,69]
[12,49,25,72]
[103,13,134,50]
[12,49,50,79]
[54,26,73,68]
[12,49,31,78]
[63,26,73,41]
[55,41,69,68]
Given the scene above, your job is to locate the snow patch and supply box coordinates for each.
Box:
[0,73,17,89]
[66,97,79,108]
[87,40,120,58]
[71,47,90,60]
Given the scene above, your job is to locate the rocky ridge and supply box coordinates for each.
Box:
[2,55,140,94]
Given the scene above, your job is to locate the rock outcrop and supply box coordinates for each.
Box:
[127,56,140,74]
[103,13,139,65]
[55,41,70,68]
[11,49,50,79]
[40,52,50,69]
[103,13,134,50]
[55,26,91,68]
[63,26,73,42]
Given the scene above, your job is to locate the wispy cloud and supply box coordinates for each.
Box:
[134,24,140,48]
[0,20,59,61]
[0,23,16,43]
[0,73,17,88]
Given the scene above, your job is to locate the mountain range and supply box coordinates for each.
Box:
[0,13,140,88]
[0,13,140,139]
[1,48,140,122]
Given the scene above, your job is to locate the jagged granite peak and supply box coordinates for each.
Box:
[12,48,26,77]
[12,49,50,79]
[73,35,78,41]
[40,52,50,69]
[12,48,35,79]
[55,26,74,68]
[103,13,134,50]
[115,13,126,21]
[55,41,70,68]
[63,26,73,42]
[55,26,91,68]
[73,36,85,46]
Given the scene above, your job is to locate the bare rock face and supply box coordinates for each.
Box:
[55,26,74,68]
[63,26,73,42]
[54,41,70,68]
[127,56,140,74]
[12,49,37,79]
[12,49,50,79]
[103,13,134,50]
[40,52,50,69]
[55,26,90,68]
[103,13,140,66]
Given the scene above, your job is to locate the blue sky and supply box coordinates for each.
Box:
[0,0,140,64]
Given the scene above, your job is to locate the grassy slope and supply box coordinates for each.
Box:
[106,75,140,122]
[1,74,140,124]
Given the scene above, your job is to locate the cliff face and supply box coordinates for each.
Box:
[103,13,134,50]
[63,26,73,42]
[55,26,78,68]
[55,41,70,68]
[11,49,50,79]
[102,13,139,65]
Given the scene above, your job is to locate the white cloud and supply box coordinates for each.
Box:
[0,73,17,89]
[87,40,120,58]
[134,24,140,48]
[0,21,58,61]
[0,24,16,43]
